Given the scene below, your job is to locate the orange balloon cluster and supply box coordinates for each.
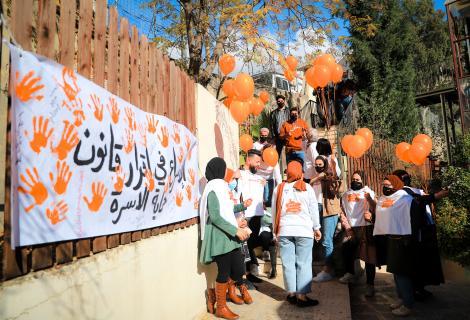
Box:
[305,53,344,89]
[283,55,298,82]
[240,134,254,152]
[262,147,279,167]
[341,128,374,158]
[395,134,432,166]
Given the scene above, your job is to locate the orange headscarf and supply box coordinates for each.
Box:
[286,161,306,191]
[224,168,234,183]
[386,174,404,190]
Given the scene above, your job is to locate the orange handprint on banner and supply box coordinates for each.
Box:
[46,200,68,225]
[158,126,169,148]
[125,107,137,131]
[113,165,126,193]
[28,116,54,154]
[185,135,191,151]
[51,121,79,160]
[193,198,199,210]
[176,191,184,207]
[15,71,45,102]
[172,124,180,144]
[144,169,155,192]
[123,129,134,154]
[107,97,120,124]
[188,147,193,161]
[18,166,48,212]
[83,181,108,212]
[185,185,192,201]
[178,147,184,164]
[63,97,85,127]
[88,94,104,122]
[188,168,196,186]
[58,67,80,102]
[138,123,148,147]
[147,115,158,134]
[49,161,72,195]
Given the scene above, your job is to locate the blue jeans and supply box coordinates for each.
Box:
[321,214,339,267]
[394,274,414,308]
[263,179,274,207]
[286,151,305,167]
[279,236,314,294]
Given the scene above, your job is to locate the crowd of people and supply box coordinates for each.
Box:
[198,95,447,319]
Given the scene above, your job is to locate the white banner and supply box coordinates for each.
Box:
[10,45,199,247]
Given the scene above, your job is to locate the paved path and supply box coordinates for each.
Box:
[196,260,351,320]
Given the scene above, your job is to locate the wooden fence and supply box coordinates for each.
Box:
[0,0,198,281]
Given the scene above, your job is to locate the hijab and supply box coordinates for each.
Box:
[205,157,226,181]
[286,161,306,191]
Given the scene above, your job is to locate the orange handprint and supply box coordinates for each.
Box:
[113,165,126,192]
[185,185,192,201]
[138,123,148,147]
[123,129,134,154]
[58,67,80,102]
[176,191,184,207]
[125,107,137,131]
[172,124,181,144]
[17,167,48,212]
[147,115,159,134]
[188,168,196,186]
[63,97,85,127]
[28,116,54,154]
[144,169,155,192]
[46,200,68,225]
[88,94,104,122]
[158,126,169,148]
[188,147,193,161]
[15,70,45,102]
[49,161,72,195]
[178,147,184,164]
[107,97,120,124]
[185,135,191,151]
[51,121,80,160]
[83,181,108,212]
[193,198,199,210]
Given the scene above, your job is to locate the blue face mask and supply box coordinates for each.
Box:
[228,180,237,191]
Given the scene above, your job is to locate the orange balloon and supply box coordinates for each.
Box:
[262,147,279,167]
[341,134,354,155]
[313,53,336,68]
[348,135,367,158]
[249,97,264,116]
[305,67,318,88]
[395,142,411,162]
[223,96,233,108]
[222,79,236,97]
[230,100,250,123]
[412,134,432,154]
[219,54,235,75]
[233,73,254,101]
[403,149,412,163]
[284,69,295,81]
[286,55,298,70]
[356,128,373,150]
[259,90,270,104]
[313,64,331,88]
[240,134,253,152]
[409,142,428,165]
[331,64,344,83]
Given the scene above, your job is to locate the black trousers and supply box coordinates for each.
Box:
[259,231,277,273]
[343,237,376,285]
[274,136,284,159]
[247,216,262,268]
[214,248,245,284]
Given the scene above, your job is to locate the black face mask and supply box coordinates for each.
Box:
[277,101,284,108]
[351,181,363,191]
[290,115,298,122]
[260,137,268,143]
[249,166,257,174]
[383,187,395,196]
[315,166,325,173]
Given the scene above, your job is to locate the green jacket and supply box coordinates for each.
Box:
[200,191,245,264]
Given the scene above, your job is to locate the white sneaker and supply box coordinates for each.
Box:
[250,264,259,276]
[339,273,356,284]
[262,250,270,261]
[391,305,412,317]
[312,271,334,282]
[390,299,403,310]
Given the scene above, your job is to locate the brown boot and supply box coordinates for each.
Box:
[227,279,244,305]
[215,281,239,319]
[239,283,253,304]
[206,288,216,314]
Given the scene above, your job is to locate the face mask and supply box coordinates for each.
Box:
[249,166,257,174]
[315,166,324,173]
[277,101,284,108]
[351,181,363,191]
[290,115,298,122]
[228,180,237,191]
[383,187,395,196]
[260,137,268,143]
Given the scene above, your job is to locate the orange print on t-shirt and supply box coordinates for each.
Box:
[381,199,395,208]
[347,194,360,202]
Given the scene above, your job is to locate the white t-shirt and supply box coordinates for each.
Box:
[405,187,434,224]
[271,182,321,238]
[341,186,375,227]
[304,142,318,179]
[239,170,265,218]
[256,162,282,184]
[253,141,265,151]
[373,190,413,236]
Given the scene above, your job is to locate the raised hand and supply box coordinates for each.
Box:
[49,161,72,195]
[107,97,120,124]
[147,115,158,134]
[175,191,183,207]
[158,126,169,148]
[144,168,155,192]
[123,129,134,154]
[51,121,80,161]
[185,184,192,201]
[83,181,108,212]
[18,166,48,212]
[88,94,104,122]
[188,168,196,186]
[29,116,53,154]
[113,165,126,193]
[125,107,137,131]
[172,124,180,144]
[15,70,44,102]
[46,200,68,225]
